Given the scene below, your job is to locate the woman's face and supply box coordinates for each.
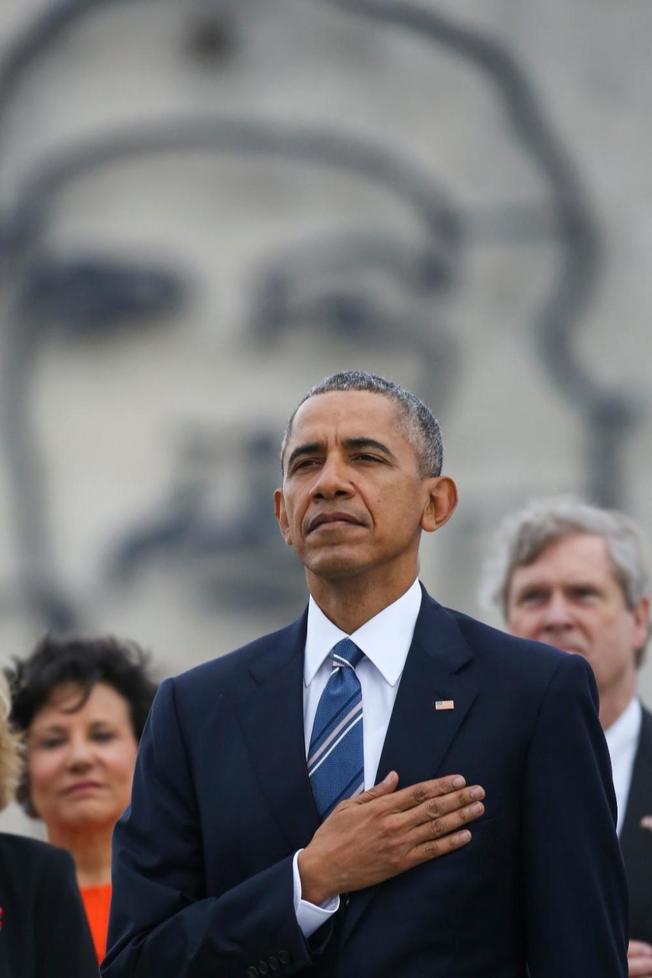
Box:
[26,681,139,833]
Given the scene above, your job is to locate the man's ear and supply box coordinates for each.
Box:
[274,488,293,545]
[632,594,651,661]
[421,476,458,534]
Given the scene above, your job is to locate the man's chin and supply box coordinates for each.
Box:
[302,545,367,581]
[558,645,588,658]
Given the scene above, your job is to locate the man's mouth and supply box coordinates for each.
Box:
[307,512,365,534]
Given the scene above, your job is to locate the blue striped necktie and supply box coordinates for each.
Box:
[308,638,364,820]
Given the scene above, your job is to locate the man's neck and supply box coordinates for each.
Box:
[600,676,638,732]
[307,567,418,634]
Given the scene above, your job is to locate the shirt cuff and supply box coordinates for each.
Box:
[292,849,340,939]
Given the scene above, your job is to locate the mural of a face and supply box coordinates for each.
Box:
[4,136,458,663]
[0,0,595,669]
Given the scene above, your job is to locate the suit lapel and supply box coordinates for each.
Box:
[234,611,321,853]
[620,708,652,938]
[376,596,478,786]
[341,591,478,941]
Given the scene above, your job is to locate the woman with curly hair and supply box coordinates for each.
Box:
[0,671,98,977]
[8,635,157,963]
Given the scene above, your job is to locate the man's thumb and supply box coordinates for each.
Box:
[357,770,399,803]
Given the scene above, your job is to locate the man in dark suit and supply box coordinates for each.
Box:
[483,496,652,976]
[104,371,627,977]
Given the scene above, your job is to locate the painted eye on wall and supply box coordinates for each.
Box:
[18,255,187,339]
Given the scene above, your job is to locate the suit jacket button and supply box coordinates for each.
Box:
[278,950,290,965]
[343,895,350,907]
[268,956,279,971]
[246,968,258,977]
[258,963,269,975]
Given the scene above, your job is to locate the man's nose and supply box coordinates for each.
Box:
[311,454,353,499]
[540,593,574,632]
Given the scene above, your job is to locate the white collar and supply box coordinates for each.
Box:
[304,578,422,688]
[604,696,642,754]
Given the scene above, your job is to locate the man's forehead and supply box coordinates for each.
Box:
[510,533,618,587]
[289,389,402,437]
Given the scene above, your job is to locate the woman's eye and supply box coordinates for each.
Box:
[92,730,115,742]
[37,738,66,750]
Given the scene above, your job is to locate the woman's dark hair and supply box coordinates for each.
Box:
[7,634,158,817]
[8,634,158,741]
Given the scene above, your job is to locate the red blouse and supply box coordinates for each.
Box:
[80,882,112,962]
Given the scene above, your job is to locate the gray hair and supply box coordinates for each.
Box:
[482,496,651,627]
[281,370,443,478]
[0,671,21,812]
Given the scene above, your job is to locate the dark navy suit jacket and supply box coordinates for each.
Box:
[103,590,628,977]
[621,706,652,943]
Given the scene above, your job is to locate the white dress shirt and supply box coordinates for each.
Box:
[293,578,422,938]
[604,695,642,837]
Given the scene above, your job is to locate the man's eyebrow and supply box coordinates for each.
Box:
[287,441,325,468]
[286,436,397,469]
[343,437,397,460]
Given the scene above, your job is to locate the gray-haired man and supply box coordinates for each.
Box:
[483,497,652,977]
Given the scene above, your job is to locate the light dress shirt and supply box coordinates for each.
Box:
[293,578,422,939]
[604,695,642,837]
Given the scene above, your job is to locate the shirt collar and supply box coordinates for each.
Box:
[304,578,422,687]
[604,696,642,755]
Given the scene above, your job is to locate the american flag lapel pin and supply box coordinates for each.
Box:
[435,699,455,711]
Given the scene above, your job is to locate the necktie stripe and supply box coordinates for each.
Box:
[308,691,361,755]
[332,653,356,669]
[308,638,365,820]
[307,701,363,768]
[327,768,365,811]
[308,710,363,776]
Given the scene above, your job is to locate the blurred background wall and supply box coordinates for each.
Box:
[1,0,651,833]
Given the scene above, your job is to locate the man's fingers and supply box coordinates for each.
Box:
[629,941,652,958]
[408,799,484,847]
[354,770,399,804]
[387,774,469,812]
[627,961,652,977]
[628,940,652,976]
[409,828,472,864]
[390,783,485,831]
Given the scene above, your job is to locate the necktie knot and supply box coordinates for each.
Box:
[331,638,363,670]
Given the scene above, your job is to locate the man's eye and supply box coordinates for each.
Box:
[574,588,599,600]
[519,591,545,605]
[292,458,319,472]
[353,453,381,463]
